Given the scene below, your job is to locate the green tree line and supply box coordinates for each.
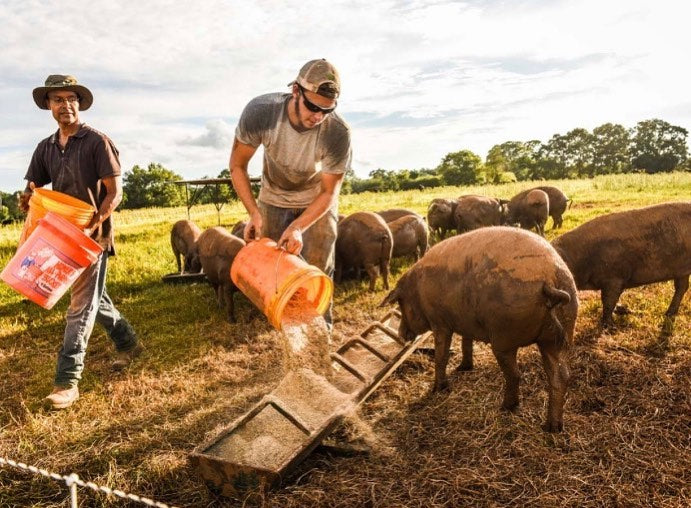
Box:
[346,118,689,193]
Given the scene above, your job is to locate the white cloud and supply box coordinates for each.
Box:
[1,0,690,191]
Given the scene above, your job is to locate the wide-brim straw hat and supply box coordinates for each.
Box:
[32,74,93,110]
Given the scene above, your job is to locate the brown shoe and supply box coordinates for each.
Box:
[44,386,79,410]
[112,343,143,371]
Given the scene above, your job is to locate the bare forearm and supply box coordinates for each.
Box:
[89,189,120,231]
[86,176,122,232]
[97,191,120,223]
[291,189,338,232]
[230,165,260,216]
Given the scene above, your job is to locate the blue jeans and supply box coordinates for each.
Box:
[54,252,136,388]
[259,201,338,326]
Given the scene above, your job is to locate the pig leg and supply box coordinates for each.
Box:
[365,263,380,292]
[537,341,570,432]
[183,255,191,273]
[380,260,390,290]
[432,327,453,392]
[600,281,624,328]
[492,346,520,411]
[223,284,236,323]
[174,248,182,274]
[214,284,224,309]
[665,275,689,317]
[334,261,343,284]
[456,336,474,371]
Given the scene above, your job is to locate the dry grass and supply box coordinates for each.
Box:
[0,173,689,507]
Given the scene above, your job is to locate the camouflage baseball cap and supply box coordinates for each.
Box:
[32,74,93,110]
[290,59,340,99]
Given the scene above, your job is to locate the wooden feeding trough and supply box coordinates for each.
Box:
[189,310,431,497]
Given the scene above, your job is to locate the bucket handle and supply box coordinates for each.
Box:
[274,248,286,296]
[86,186,101,238]
[273,245,307,296]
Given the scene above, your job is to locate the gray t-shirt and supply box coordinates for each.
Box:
[235,93,352,208]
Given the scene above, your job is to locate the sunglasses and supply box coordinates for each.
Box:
[298,86,336,114]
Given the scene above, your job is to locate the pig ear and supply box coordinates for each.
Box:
[380,287,399,307]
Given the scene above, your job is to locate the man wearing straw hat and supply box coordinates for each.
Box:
[18,75,141,410]
[229,59,352,328]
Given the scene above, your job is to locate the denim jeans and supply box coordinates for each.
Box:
[259,201,338,326]
[54,252,136,388]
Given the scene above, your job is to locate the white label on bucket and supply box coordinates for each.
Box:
[14,239,83,298]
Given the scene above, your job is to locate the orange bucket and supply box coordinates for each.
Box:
[230,238,333,329]
[20,188,95,245]
[2,211,103,309]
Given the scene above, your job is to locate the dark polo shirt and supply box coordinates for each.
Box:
[25,124,120,255]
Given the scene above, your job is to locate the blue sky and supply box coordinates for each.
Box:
[1,0,689,192]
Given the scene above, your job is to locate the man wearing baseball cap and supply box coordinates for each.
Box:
[230,59,352,327]
[19,75,140,409]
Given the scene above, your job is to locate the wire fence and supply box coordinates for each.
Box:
[0,456,179,508]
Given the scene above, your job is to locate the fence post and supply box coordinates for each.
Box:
[66,473,79,508]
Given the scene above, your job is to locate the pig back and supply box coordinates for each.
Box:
[411,227,577,343]
[552,201,691,289]
[388,214,429,258]
[197,227,246,284]
[337,212,393,266]
[454,195,502,232]
[526,189,549,220]
[376,208,422,223]
[509,189,548,220]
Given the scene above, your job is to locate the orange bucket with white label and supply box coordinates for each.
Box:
[230,238,333,329]
[2,211,103,309]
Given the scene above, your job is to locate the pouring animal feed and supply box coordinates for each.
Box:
[280,288,333,379]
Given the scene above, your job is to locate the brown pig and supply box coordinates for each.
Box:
[507,189,550,236]
[427,198,458,239]
[170,220,202,274]
[197,227,246,323]
[387,214,429,261]
[336,211,393,291]
[509,186,571,229]
[453,195,505,233]
[381,227,578,432]
[551,201,691,328]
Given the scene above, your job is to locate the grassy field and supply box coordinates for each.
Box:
[0,172,689,507]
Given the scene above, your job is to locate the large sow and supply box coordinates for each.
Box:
[197,227,246,323]
[382,227,578,432]
[551,201,691,328]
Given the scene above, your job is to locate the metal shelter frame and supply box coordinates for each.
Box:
[173,177,259,225]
